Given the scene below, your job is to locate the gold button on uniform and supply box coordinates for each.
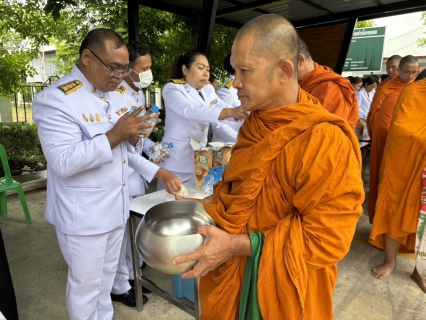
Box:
[197,140,201,143]
[201,128,205,131]
[91,87,96,93]
[122,159,126,164]
[122,182,126,187]
[108,115,112,120]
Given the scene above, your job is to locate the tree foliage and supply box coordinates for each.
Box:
[356,20,375,28]
[0,0,237,95]
[0,0,58,95]
[418,12,426,48]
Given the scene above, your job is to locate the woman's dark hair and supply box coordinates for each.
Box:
[346,76,354,82]
[169,50,207,79]
[209,74,217,83]
[350,76,362,85]
[363,76,379,87]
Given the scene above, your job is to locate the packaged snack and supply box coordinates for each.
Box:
[194,147,213,189]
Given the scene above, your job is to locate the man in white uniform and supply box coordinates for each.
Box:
[212,53,244,143]
[111,41,181,307]
[32,29,157,320]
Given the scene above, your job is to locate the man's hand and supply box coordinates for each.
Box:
[172,226,251,279]
[155,168,182,194]
[231,106,250,121]
[105,107,155,149]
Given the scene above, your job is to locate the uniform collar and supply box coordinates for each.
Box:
[122,80,142,98]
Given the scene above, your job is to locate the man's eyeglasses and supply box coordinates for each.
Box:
[399,67,419,77]
[88,49,131,78]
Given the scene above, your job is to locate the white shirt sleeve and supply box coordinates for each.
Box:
[163,83,223,123]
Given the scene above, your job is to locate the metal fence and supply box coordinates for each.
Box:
[11,76,60,123]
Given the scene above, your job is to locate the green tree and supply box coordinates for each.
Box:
[418,12,426,47]
[44,0,237,85]
[356,20,375,28]
[0,0,50,95]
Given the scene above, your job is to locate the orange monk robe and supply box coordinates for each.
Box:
[368,80,414,223]
[299,62,359,129]
[200,89,365,319]
[369,78,426,253]
[366,77,406,138]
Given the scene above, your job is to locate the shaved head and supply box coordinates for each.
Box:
[386,55,401,79]
[398,55,419,83]
[399,55,418,68]
[235,14,299,78]
[388,55,402,64]
[298,38,311,60]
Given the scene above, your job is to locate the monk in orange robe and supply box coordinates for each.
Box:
[366,55,401,136]
[298,38,358,129]
[369,75,426,292]
[173,15,364,319]
[368,55,418,223]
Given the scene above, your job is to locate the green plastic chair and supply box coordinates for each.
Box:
[0,144,32,224]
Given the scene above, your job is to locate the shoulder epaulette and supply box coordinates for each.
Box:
[116,85,126,94]
[225,79,234,89]
[170,79,186,84]
[57,80,82,95]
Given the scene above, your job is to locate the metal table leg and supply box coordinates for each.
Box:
[129,215,144,312]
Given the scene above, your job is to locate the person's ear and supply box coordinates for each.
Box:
[182,65,188,77]
[81,49,92,67]
[298,54,305,68]
[279,59,294,83]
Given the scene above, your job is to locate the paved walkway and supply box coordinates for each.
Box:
[1,177,425,319]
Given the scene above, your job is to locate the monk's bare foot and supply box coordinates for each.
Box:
[372,261,395,280]
[411,268,426,293]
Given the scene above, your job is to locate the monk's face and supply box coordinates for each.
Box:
[386,60,399,79]
[398,63,419,83]
[231,35,295,112]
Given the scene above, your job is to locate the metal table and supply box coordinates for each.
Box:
[128,183,200,319]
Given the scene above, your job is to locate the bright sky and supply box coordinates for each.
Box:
[373,11,424,40]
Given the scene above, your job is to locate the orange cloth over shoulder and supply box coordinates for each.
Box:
[369,78,426,253]
[367,79,413,224]
[200,89,364,319]
[366,77,406,138]
[299,62,359,129]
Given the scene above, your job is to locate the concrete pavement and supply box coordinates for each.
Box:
[1,177,425,319]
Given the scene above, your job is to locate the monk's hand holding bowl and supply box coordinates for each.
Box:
[172,225,251,279]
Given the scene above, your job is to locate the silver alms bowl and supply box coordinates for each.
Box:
[135,201,216,274]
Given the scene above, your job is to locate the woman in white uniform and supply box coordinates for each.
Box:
[159,50,248,186]
[357,76,378,119]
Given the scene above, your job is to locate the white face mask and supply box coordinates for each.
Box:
[131,69,153,88]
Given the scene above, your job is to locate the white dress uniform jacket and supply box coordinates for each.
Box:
[357,87,374,119]
[213,75,244,143]
[33,65,143,236]
[160,81,229,176]
[121,81,158,197]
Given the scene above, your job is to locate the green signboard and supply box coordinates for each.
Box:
[343,27,386,72]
